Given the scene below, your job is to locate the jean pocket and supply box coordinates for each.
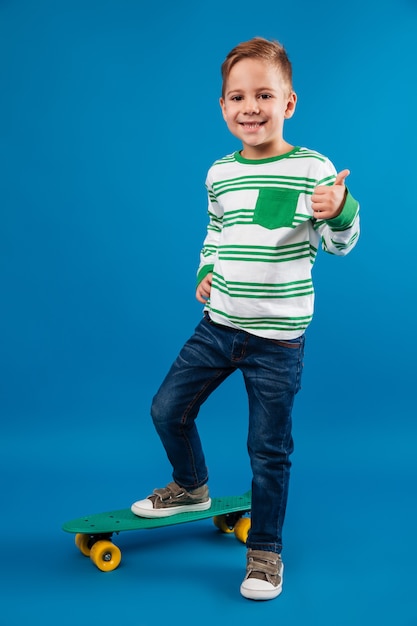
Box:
[253,187,300,229]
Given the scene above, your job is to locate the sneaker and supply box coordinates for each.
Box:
[131,481,211,518]
[240,549,283,600]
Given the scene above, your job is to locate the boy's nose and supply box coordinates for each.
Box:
[243,98,260,114]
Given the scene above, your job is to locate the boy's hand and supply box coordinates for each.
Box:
[196,273,213,303]
[311,169,350,220]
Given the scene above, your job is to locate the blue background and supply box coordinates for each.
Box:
[1,0,416,624]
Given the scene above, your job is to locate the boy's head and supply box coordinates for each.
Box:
[219,37,297,159]
[221,37,293,99]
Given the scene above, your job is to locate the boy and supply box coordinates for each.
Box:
[131,37,360,601]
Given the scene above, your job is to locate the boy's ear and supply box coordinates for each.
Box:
[285,92,297,119]
[219,97,226,120]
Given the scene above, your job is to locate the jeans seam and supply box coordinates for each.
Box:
[180,369,228,425]
[179,369,227,487]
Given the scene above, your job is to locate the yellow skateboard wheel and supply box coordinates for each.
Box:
[213,514,235,534]
[75,533,91,557]
[234,517,251,543]
[90,540,122,572]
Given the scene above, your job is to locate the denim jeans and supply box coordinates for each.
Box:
[151,314,305,554]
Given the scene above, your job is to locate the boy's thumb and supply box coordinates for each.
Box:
[334,169,350,186]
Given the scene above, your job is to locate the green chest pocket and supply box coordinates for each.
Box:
[253,187,301,230]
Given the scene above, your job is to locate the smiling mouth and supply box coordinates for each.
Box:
[240,122,265,129]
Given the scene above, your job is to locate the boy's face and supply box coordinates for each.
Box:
[220,58,297,159]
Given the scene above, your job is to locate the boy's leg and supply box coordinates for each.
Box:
[150,316,235,490]
[241,334,305,553]
[239,333,304,599]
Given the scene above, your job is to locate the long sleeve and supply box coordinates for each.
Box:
[196,180,224,286]
[315,189,360,256]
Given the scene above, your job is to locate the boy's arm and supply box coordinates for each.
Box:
[312,169,360,256]
[196,180,223,295]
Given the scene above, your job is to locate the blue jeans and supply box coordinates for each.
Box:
[151,314,305,554]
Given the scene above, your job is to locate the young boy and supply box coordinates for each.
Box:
[131,37,360,601]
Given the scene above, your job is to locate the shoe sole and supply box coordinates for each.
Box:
[240,563,284,601]
[240,583,282,601]
[131,498,212,518]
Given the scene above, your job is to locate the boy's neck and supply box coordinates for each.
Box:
[240,140,294,160]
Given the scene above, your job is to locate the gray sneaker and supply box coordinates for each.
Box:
[131,481,211,518]
[240,549,283,600]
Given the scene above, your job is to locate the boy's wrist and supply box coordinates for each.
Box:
[196,264,214,287]
[325,188,359,229]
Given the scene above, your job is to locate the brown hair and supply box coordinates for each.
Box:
[221,37,293,97]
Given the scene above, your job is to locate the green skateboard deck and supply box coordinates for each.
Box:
[63,491,251,571]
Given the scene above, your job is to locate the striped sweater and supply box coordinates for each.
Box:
[197,146,360,340]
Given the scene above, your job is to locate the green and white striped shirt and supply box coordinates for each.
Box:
[197,146,360,340]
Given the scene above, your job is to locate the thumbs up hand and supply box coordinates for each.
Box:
[311,169,350,220]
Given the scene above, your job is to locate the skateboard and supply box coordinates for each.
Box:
[62,491,251,571]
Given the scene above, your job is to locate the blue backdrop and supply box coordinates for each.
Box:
[1,1,416,624]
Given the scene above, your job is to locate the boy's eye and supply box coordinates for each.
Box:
[229,93,272,102]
